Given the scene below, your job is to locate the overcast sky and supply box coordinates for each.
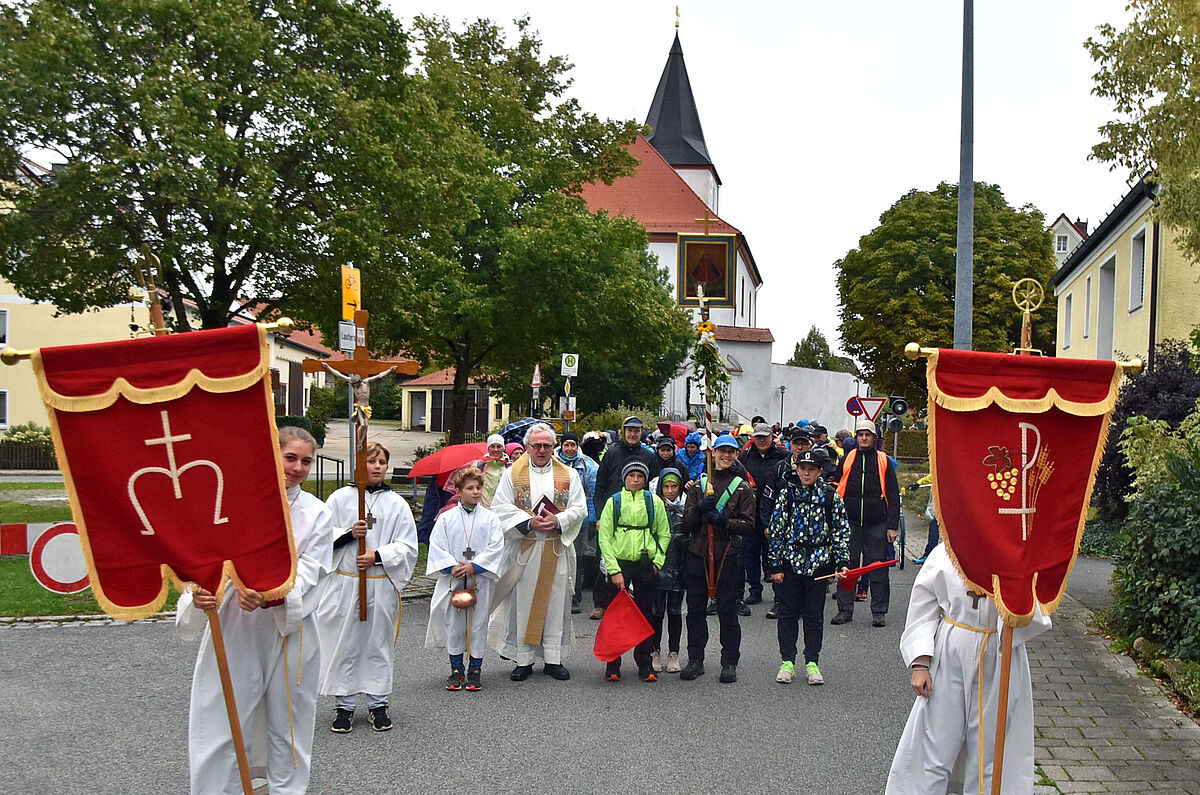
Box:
[390,0,1135,359]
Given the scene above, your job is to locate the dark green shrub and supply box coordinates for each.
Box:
[305,386,338,438]
[276,415,314,436]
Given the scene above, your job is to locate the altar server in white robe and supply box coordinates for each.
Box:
[426,467,506,691]
[317,441,417,734]
[886,543,1051,795]
[176,426,334,795]
[489,422,586,681]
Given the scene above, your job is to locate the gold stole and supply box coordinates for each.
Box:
[509,454,572,645]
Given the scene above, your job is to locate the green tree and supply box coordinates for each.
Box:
[0,0,467,330]
[353,17,692,442]
[836,182,1056,401]
[1087,1,1200,267]
[786,325,859,375]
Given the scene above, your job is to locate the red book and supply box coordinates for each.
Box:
[533,495,560,517]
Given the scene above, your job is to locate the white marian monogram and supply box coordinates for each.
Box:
[997,421,1041,541]
[127,410,229,536]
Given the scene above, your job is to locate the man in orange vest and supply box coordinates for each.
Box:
[831,417,900,627]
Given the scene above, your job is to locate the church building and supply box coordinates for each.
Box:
[580,32,855,429]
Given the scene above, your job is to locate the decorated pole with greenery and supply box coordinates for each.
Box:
[692,287,730,598]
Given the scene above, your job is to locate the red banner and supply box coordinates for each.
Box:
[34,325,296,619]
[927,349,1119,627]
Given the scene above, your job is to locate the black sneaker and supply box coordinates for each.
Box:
[605,661,621,681]
[872,613,887,628]
[719,664,738,684]
[638,663,657,683]
[705,599,718,616]
[368,706,393,732]
[745,592,763,605]
[679,660,705,680]
[830,611,853,625]
[737,600,751,617]
[510,664,534,681]
[330,708,353,733]
[765,601,779,619]
[465,670,482,691]
[445,669,465,691]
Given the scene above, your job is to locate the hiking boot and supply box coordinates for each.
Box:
[719,664,738,684]
[330,708,353,733]
[510,664,534,681]
[638,664,658,683]
[705,598,718,615]
[872,613,887,627]
[571,602,582,615]
[737,600,751,617]
[745,591,763,605]
[665,651,681,673]
[589,607,605,620]
[680,660,705,680]
[445,669,465,691]
[367,706,392,732]
[831,611,853,625]
[805,661,825,685]
[765,601,779,619]
[543,663,570,680]
[651,650,663,672]
[464,670,482,691]
[605,661,621,682]
[776,661,795,684]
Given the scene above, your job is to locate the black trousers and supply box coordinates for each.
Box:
[835,520,890,614]
[775,570,828,665]
[684,549,741,666]
[611,557,660,668]
[653,589,685,654]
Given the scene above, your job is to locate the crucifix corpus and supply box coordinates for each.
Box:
[303,309,418,620]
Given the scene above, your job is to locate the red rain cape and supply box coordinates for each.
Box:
[837,559,898,592]
[593,588,654,662]
[33,325,296,620]
[926,349,1119,627]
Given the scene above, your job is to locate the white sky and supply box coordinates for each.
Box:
[391,0,1135,359]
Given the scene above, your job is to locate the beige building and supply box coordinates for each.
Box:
[1052,180,1199,364]
[399,366,511,435]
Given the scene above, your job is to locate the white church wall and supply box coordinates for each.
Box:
[675,168,718,212]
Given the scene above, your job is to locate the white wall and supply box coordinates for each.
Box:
[676,168,719,212]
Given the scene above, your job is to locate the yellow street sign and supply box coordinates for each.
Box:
[341,265,361,321]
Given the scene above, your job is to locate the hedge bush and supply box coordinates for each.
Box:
[276,415,315,437]
[881,429,928,459]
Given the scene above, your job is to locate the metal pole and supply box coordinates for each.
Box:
[779,385,786,427]
[953,0,975,350]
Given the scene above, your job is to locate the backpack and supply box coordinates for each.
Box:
[612,489,662,556]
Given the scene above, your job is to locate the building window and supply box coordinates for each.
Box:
[1083,275,1091,339]
[0,309,7,345]
[1056,235,1069,253]
[1130,228,1146,311]
[1063,293,1072,349]
[0,390,7,430]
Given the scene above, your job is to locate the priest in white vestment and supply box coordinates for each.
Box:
[886,543,1051,795]
[176,429,334,795]
[489,422,586,680]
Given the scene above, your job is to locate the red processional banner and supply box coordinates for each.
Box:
[33,325,296,620]
[927,349,1120,627]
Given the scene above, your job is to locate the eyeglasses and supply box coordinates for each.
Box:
[528,443,554,450]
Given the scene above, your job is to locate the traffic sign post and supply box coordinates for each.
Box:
[858,396,888,422]
[337,320,356,354]
[561,353,579,377]
[340,265,361,321]
[846,396,864,416]
[29,523,90,594]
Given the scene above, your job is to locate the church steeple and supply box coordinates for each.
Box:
[645,32,715,173]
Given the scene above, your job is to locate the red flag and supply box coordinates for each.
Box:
[926,349,1119,627]
[593,589,654,662]
[34,325,296,620]
[837,559,898,592]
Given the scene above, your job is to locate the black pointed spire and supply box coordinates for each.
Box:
[645,33,713,168]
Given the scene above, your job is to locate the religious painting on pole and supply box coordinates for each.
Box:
[32,325,297,620]
[676,233,736,308]
[924,349,1119,627]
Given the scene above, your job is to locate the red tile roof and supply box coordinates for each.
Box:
[713,325,774,343]
[579,136,739,236]
[402,366,478,387]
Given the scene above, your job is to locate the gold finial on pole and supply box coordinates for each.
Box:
[1011,278,1045,355]
[134,244,169,336]
[675,5,680,28]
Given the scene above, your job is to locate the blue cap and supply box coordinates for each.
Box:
[712,434,739,450]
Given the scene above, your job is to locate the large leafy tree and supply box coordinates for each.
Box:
[349,17,692,441]
[0,0,467,329]
[836,182,1057,401]
[786,325,859,375]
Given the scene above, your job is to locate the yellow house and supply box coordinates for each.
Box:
[399,366,511,435]
[1052,180,1200,364]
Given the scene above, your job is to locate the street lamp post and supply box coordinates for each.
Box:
[779,384,787,427]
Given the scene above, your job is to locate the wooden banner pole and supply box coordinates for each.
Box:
[990,623,1015,795]
[206,608,254,795]
[356,467,368,622]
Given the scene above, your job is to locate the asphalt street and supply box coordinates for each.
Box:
[1,567,922,794]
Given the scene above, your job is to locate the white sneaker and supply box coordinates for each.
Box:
[776,661,795,683]
[665,651,681,673]
[651,650,663,672]
[805,661,824,685]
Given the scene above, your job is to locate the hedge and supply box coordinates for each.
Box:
[881,429,928,460]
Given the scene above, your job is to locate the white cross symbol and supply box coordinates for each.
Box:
[127,409,229,535]
[144,411,193,498]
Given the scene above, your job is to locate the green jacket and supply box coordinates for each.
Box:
[598,488,672,575]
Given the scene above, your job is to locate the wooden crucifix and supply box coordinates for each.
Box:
[302,309,418,620]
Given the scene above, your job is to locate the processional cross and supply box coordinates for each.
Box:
[302,309,418,620]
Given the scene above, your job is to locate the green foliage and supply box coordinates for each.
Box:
[275,415,314,436]
[0,0,465,330]
[881,429,928,460]
[786,325,859,374]
[1087,1,1200,265]
[1080,517,1121,558]
[572,405,659,436]
[836,182,1057,402]
[3,421,52,447]
[367,375,402,421]
[304,386,337,438]
[1112,433,1200,660]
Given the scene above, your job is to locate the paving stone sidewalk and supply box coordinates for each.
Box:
[1029,595,1200,794]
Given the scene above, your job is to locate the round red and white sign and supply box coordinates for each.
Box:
[29,523,90,594]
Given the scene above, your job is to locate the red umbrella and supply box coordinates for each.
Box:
[408,442,489,480]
